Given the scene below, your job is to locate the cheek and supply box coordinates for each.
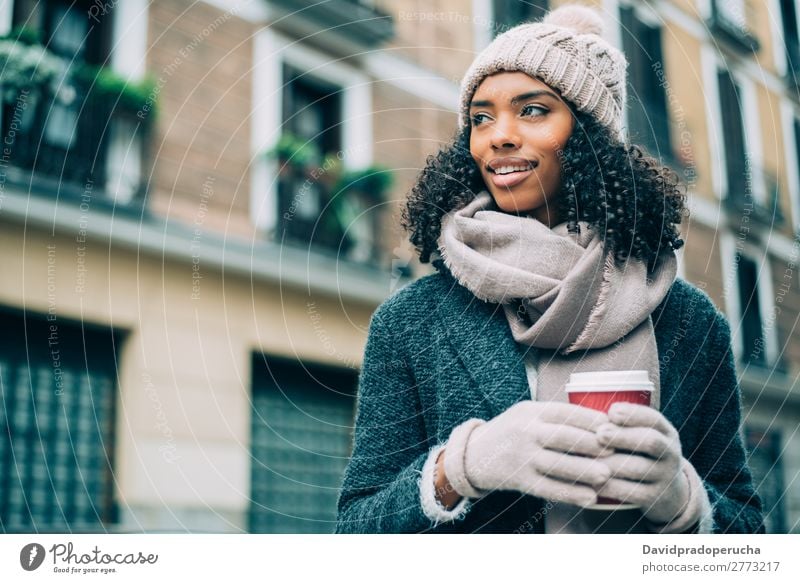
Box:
[539,127,572,185]
[540,147,565,182]
[469,149,483,170]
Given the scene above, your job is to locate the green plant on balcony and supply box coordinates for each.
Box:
[330,164,391,228]
[2,25,42,46]
[266,133,395,262]
[0,26,158,122]
[267,134,393,198]
[71,64,158,123]
[0,27,62,101]
[266,132,322,176]
[328,164,394,261]
[335,165,393,199]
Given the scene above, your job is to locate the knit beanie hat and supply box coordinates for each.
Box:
[458,4,628,139]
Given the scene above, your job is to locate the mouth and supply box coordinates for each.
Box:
[486,160,538,189]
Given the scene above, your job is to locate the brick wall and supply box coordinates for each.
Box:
[147,0,254,240]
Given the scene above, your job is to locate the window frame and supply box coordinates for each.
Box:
[619,2,674,164]
[248,352,357,533]
[0,306,123,532]
[780,99,800,233]
[703,47,766,206]
[719,232,781,368]
[250,28,373,242]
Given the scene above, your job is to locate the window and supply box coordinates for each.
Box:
[3,0,111,177]
[745,427,787,533]
[717,69,750,203]
[620,6,671,163]
[2,0,143,204]
[736,252,766,366]
[278,64,343,249]
[492,0,549,35]
[252,29,383,267]
[0,307,120,532]
[249,354,356,533]
[715,67,775,217]
[276,63,383,264]
[780,0,800,74]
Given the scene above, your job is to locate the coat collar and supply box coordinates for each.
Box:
[433,270,531,416]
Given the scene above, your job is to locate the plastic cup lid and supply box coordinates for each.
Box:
[564,370,654,392]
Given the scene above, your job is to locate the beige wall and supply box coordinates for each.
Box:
[682,221,727,310]
[749,0,782,78]
[662,22,715,200]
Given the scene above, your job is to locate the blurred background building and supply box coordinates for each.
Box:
[0,0,797,533]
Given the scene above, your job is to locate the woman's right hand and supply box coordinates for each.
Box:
[443,401,614,507]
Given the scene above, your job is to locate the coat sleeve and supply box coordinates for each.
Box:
[335,307,444,533]
[687,310,765,534]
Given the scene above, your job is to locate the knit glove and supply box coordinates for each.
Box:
[443,401,613,507]
[595,403,712,532]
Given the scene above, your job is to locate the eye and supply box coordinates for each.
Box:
[470,112,491,126]
[521,104,548,117]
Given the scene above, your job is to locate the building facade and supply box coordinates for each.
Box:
[0,0,797,533]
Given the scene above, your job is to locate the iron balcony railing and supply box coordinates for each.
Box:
[0,72,148,208]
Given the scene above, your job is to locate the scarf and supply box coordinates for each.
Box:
[437,191,678,533]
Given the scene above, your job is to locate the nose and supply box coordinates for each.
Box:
[489,112,522,150]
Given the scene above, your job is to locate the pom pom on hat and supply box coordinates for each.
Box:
[543,4,605,36]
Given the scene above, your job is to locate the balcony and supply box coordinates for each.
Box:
[0,35,152,211]
[269,134,393,268]
[268,0,394,52]
[707,0,760,53]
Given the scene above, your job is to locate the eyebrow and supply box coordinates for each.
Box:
[469,90,561,108]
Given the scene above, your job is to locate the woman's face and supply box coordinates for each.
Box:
[469,71,575,227]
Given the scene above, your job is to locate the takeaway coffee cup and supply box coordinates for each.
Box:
[565,370,654,510]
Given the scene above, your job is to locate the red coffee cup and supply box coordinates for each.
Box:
[565,370,654,510]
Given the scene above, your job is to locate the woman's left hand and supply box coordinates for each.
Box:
[594,403,693,525]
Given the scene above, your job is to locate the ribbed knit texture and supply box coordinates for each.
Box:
[335,268,765,534]
[458,4,628,139]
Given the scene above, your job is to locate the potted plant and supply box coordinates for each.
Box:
[71,63,158,124]
[330,165,394,262]
[266,133,321,178]
[0,27,62,102]
[335,165,393,200]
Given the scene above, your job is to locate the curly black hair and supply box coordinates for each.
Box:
[401,108,688,274]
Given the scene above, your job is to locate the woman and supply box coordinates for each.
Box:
[335,4,764,534]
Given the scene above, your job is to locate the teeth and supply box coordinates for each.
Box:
[494,165,532,175]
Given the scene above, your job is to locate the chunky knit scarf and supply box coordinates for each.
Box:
[437,191,678,533]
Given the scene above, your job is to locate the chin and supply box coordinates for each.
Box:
[490,191,540,215]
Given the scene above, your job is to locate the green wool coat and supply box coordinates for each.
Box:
[335,266,765,534]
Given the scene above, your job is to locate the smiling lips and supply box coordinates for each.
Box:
[486,157,538,189]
